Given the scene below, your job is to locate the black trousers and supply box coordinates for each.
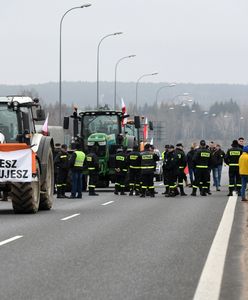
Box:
[57,169,68,195]
[229,167,241,190]
[129,169,141,190]
[88,172,98,191]
[115,172,127,191]
[193,168,209,191]
[141,173,154,195]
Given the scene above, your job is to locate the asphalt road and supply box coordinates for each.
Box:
[0,168,247,300]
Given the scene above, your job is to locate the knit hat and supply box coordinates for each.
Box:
[200,140,206,146]
[243,145,248,153]
[231,140,239,147]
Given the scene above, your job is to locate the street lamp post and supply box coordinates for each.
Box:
[114,54,136,110]
[155,83,176,107]
[135,72,158,114]
[59,4,91,125]
[96,32,123,109]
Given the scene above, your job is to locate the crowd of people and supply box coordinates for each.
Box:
[53,136,248,202]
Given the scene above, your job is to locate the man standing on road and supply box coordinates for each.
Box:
[86,145,99,196]
[238,145,248,202]
[163,145,178,197]
[191,140,212,196]
[238,137,244,150]
[140,143,157,198]
[127,145,141,196]
[54,144,69,199]
[69,143,86,199]
[175,143,187,196]
[225,140,242,196]
[114,147,128,195]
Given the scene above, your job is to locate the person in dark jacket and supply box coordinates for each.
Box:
[191,140,212,196]
[140,143,158,197]
[69,144,86,199]
[175,143,187,196]
[127,145,141,196]
[54,144,69,198]
[215,144,225,188]
[86,145,99,196]
[186,142,197,187]
[224,140,242,196]
[162,144,170,195]
[238,137,244,150]
[114,147,128,195]
[163,145,178,197]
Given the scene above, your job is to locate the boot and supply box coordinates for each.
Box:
[129,190,134,196]
[120,187,127,195]
[174,188,179,196]
[114,184,119,195]
[61,186,68,198]
[179,186,187,196]
[191,187,197,196]
[200,190,207,196]
[227,188,233,196]
[89,187,98,196]
[241,197,248,202]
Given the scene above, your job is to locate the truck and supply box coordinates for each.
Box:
[0,96,54,213]
[64,107,140,187]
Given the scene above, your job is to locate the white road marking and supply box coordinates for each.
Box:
[101,201,114,206]
[193,195,238,300]
[0,235,23,247]
[61,213,80,221]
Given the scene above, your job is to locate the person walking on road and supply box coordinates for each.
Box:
[86,145,99,196]
[224,140,242,196]
[69,144,86,199]
[238,145,248,202]
[191,140,212,196]
[54,144,69,198]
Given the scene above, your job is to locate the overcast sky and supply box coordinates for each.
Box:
[1,0,248,85]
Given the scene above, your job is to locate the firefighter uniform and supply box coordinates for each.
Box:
[114,149,128,195]
[224,140,242,196]
[191,140,212,196]
[54,144,69,198]
[163,145,178,197]
[140,144,157,197]
[86,149,99,196]
[175,144,187,196]
[127,146,141,195]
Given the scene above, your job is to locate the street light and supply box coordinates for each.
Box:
[114,54,136,110]
[59,4,91,125]
[96,32,123,109]
[155,83,176,107]
[135,72,158,113]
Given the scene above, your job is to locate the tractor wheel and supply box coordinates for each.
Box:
[39,147,54,210]
[11,163,40,214]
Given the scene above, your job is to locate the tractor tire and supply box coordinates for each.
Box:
[11,163,40,214]
[39,147,54,210]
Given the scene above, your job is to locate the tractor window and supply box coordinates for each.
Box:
[82,115,120,137]
[0,104,19,143]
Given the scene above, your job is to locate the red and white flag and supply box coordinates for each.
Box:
[42,113,49,136]
[143,117,148,141]
[121,98,127,127]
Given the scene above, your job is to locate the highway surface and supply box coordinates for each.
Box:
[0,170,247,300]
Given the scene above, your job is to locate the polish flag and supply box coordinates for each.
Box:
[121,98,127,127]
[143,117,148,141]
[42,113,49,136]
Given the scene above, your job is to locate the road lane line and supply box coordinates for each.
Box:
[193,195,238,300]
[0,235,23,247]
[101,201,114,206]
[61,213,80,221]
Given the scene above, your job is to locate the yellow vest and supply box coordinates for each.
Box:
[74,151,85,167]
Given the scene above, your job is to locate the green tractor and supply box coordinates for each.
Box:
[64,108,140,187]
